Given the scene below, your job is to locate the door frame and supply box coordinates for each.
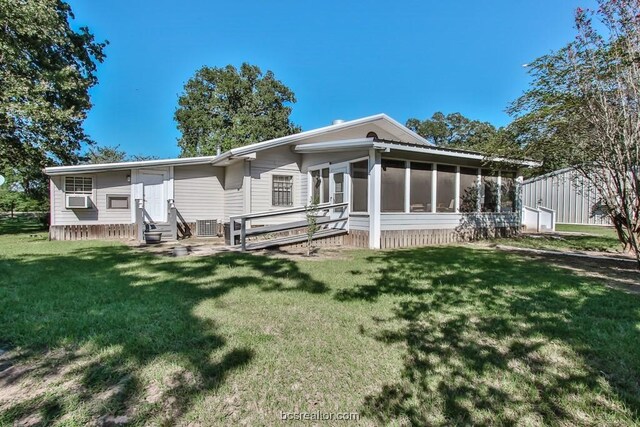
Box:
[131,168,169,223]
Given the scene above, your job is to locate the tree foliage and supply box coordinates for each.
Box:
[175,63,300,156]
[83,145,161,164]
[0,0,107,199]
[511,0,640,265]
[406,112,508,151]
[84,145,127,164]
[0,167,46,216]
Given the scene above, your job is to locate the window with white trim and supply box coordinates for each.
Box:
[64,176,93,194]
[107,194,130,210]
[272,175,293,206]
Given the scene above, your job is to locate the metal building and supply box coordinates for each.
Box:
[522,168,611,225]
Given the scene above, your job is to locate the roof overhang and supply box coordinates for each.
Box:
[293,139,541,167]
[44,156,218,176]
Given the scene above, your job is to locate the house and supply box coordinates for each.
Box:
[44,114,538,249]
[522,167,611,226]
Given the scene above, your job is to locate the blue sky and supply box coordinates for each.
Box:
[70,0,595,158]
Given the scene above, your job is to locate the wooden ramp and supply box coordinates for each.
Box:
[245,228,347,251]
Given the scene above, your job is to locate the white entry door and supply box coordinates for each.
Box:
[329,163,350,227]
[140,171,166,222]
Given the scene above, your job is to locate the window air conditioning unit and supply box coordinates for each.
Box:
[65,194,91,209]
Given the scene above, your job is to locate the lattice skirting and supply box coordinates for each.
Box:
[380,226,519,249]
[49,224,137,241]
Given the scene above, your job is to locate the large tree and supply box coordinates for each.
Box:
[175,63,300,156]
[0,0,107,200]
[406,112,505,151]
[511,0,640,265]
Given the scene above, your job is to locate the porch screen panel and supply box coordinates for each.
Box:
[311,170,321,204]
[436,165,456,212]
[481,170,499,212]
[501,172,516,212]
[351,160,368,212]
[381,159,405,212]
[322,168,329,204]
[410,162,432,212]
[459,167,479,212]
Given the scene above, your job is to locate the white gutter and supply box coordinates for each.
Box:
[44,155,218,175]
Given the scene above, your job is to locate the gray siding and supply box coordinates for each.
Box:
[522,169,610,225]
[249,146,305,225]
[51,171,131,225]
[174,165,224,222]
[349,214,370,231]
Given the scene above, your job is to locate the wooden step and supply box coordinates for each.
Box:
[245,228,347,251]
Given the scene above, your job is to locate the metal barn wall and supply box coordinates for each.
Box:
[522,168,611,225]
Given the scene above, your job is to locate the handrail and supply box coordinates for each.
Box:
[230,202,349,220]
[229,202,350,251]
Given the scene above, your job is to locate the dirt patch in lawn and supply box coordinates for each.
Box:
[253,245,357,261]
[481,244,640,295]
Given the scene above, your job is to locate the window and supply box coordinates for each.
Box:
[481,169,499,212]
[410,162,432,212]
[436,165,456,212]
[107,195,130,209]
[65,176,92,194]
[459,167,479,212]
[272,175,293,206]
[500,172,516,212]
[310,168,329,204]
[381,159,406,212]
[351,160,368,212]
[366,131,378,139]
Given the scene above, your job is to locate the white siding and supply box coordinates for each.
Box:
[349,214,370,231]
[51,171,132,225]
[297,123,401,145]
[224,161,245,221]
[380,213,519,231]
[174,165,224,222]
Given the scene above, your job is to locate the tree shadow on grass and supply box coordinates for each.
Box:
[0,246,328,425]
[337,246,640,425]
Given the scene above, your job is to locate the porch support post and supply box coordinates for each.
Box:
[135,198,144,243]
[431,165,437,213]
[454,166,461,212]
[368,148,381,249]
[168,199,177,240]
[404,161,411,213]
[516,172,524,232]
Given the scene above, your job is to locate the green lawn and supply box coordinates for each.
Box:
[556,223,618,238]
[0,215,46,235]
[498,224,624,253]
[1,231,640,425]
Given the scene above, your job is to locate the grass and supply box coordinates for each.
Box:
[1,228,640,425]
[0,214,46,235]
[497,224,624,254]
[556,223,619,238]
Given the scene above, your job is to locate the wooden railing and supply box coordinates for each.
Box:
[230,202,350,251]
